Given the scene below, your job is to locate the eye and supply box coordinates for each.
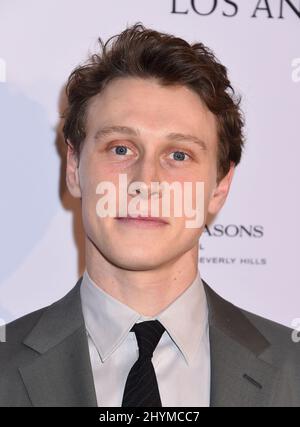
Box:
[168,151,191,161]
[111,145,134,156]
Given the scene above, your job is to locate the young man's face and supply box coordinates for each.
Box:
[66,77,234,270]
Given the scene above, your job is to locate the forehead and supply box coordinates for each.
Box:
[85,77,218,147]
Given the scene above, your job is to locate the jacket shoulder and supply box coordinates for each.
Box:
[242,308,297,353]
[0,281,83,407]
[0,303,53,365]
[203,280,300,366]
[1,291,71,356]
[2,279,83,348]
[4,306,47,345]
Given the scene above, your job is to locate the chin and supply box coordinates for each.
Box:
[109,251,167,271]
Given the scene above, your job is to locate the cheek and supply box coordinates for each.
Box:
[79,154,118,194]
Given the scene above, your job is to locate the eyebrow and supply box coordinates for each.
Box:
[166,132,208,151]
[94,125,208,151]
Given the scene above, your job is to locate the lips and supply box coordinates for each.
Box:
[115,215,169,224]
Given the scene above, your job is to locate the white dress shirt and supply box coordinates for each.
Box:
[80,269,210,407]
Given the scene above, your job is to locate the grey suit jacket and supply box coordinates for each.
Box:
[1,277,300,407]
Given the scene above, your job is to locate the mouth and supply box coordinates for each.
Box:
[114,215,169,228]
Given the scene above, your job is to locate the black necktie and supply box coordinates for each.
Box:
[121,320,166,407]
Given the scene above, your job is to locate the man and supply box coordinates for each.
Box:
[0,23,299,407]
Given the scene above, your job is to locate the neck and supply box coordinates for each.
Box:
[84,237,199,317]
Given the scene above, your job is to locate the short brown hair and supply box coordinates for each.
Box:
[63,23,244,183]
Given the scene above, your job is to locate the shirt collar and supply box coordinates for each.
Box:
[80,269,208,366]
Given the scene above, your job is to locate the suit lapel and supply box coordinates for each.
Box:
[19,278,97,407]
[203,281,280,407]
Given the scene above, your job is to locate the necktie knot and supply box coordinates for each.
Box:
[131,320,165,360]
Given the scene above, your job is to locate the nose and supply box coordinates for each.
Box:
[128,156,163,200]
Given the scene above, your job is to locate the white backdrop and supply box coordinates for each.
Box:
[0,0,299,327]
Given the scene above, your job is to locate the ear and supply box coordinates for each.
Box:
[66,142,82,198]
[207,162,235,216]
